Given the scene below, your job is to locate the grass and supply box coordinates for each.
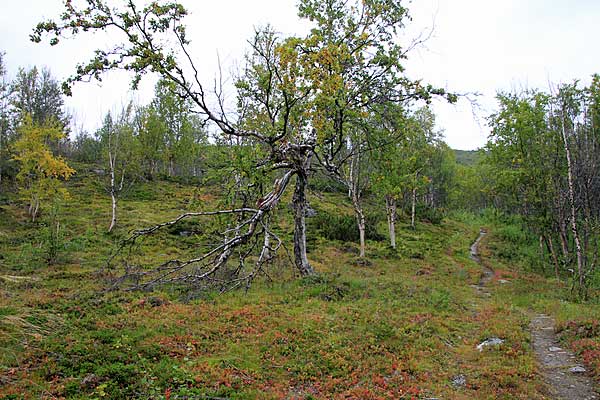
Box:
[0,172,598,399]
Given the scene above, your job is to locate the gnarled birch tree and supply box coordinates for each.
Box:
[33,0,453,291]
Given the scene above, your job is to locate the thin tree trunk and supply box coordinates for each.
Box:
[561,110,585,294]
[349,180,366,257]
[30,194,39,222]
[411,187,417,230]
[292,170,314,276]
[546,235,560,280]
[108,191,117,233]
[347,144,367,258]
[108,149,117,232]
[355,204,366,258]
[539,235,546,272]
[559,225,570,259]
[386,195,396,249]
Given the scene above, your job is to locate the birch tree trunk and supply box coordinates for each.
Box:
[292,170,314,276]
[108,143,117,233]
[109,190,118,233]
[385,195,396,249]
[30,194,40,222]
[561,110,585,294]
[353,197,366,258]
[411,186,417,230]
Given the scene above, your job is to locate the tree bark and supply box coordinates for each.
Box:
[561,110,585,294]
[539,235,546,272]
[355,204,366,258]
[546,235,560,280]
[108,191,117,233]
[108,148,117,233]
[385,195,396,249]
[292,170,314,276]
[558,224,570,259]
[30,194,40,222]
[411,186,417,230]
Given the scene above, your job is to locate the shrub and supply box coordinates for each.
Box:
[414,203,445,225]
[307,173,346,193]
[309,210,384,242]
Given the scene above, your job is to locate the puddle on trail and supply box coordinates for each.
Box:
[470,229,494,292]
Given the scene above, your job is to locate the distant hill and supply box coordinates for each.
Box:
[453,149,482,166]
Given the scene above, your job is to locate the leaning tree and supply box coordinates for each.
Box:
[33,0,453,291]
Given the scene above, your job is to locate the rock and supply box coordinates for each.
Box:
[81,373,100,388]
[570,366,587,374]
[149,296,169,307]
[476,337,504,351]
[549,346,563,352]
[341,245,359,254]
[139,296,170,307]
[451,374,467,387]
[305,205,317,218]
[498,279,510,284]
[353,258,372,267]
[178,230,192,237]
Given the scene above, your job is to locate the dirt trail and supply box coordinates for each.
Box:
[531,315,599,400]
[470,229,493,296]
[470,228,599,399]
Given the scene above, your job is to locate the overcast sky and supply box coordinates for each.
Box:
[1,0,599,150]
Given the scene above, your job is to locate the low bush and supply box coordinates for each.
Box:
[309,210,384,242]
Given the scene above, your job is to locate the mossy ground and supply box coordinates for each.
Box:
[0,172,598,399]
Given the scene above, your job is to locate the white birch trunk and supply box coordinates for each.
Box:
[561,109,585,292]
[411,187,417,230]
[293,170,314,276]
[385,195,396,249]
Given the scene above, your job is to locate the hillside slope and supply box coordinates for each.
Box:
[0,174,598,399]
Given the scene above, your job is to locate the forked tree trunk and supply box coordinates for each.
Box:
[30,194,40,222]
[292,170,314,276]
[385,195,396,249]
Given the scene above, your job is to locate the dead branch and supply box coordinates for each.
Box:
[110,170,294,292]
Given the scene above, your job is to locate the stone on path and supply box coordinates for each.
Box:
[570,366,587,374]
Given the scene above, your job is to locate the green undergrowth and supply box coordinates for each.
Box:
[0,175,597,398]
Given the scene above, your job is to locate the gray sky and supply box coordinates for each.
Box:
[1,0,599,150]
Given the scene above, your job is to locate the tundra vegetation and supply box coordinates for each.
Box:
[0,1,599,399]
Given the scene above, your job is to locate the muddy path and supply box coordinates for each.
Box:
[470,228,599,399]
[470,229,494,296]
